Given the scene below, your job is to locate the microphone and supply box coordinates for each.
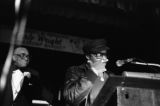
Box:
[116,58,135,67]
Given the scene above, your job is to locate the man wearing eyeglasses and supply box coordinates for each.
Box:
[1,46,40,106]
[13,47,30,69]
[63,39,110,106]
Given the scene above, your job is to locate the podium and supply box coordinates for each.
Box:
[92,72,160,106]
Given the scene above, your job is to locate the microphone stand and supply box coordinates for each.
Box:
[131,61,160,73]
[132,61,160,68]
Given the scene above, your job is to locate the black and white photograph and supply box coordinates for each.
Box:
[0,0,160,106]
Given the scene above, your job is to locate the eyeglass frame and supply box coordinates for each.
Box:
[14,53,29,59]
[92,52,108,60]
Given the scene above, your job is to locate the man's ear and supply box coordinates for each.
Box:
[12,55,16,61]
[85,55,90,60]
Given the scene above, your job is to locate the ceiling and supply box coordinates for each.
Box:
[0,0,160,38]
[27,0,160,36]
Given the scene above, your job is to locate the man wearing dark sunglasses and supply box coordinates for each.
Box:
[63,39,110,106]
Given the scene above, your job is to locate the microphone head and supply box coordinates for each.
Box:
[116,58,135,67]
[116,60,125,67]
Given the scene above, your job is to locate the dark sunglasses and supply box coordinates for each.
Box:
[93,53,108,60]
[94,52,107,57]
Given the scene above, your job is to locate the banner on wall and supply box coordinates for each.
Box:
[0,28,91,54]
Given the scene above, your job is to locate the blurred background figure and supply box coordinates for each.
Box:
[0,46,40,106]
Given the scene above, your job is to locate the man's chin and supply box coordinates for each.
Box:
[18,64,27,68]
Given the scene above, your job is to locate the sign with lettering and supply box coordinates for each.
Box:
[0,28,91,54]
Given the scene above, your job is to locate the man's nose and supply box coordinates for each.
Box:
[102,56,108,62]
[24,56,29,62]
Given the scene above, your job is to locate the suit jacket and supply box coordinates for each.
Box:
[0,64,39,106]
[63,63,109,106]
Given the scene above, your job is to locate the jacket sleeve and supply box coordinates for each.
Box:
[63,66,93,104]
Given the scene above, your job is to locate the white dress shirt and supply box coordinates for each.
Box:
[11,69,24,101]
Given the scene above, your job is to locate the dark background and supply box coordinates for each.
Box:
[0,0,160,105]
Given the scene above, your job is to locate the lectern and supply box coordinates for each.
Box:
[92,72,160,106]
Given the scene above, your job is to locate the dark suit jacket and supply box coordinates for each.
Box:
[0,64,39,106]
[63,63,109,106]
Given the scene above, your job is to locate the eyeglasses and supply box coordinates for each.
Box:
[93,53,108,59]
[15,53,29,59]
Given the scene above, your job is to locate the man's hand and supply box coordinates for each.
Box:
[24,72,31,78]
[89,59,107,73]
